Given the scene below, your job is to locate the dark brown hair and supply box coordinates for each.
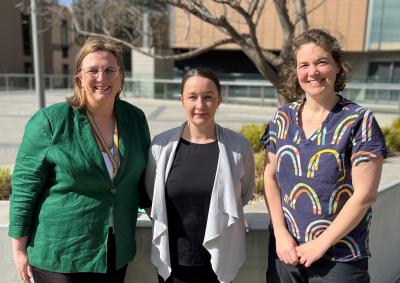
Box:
[278,29,351,101]
[181,67,221,96]
[67,36,125,108]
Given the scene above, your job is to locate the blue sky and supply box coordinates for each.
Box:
[58,0,72,5]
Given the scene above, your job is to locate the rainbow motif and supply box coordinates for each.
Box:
[289,102,301,110]
[307,149,345,182]
[309,130,319,142]
[365,212,372,230]
[337,236,361,258]
[267,131,277,145]
[365,212,372,253]
[317,127,327,145]
[309,127,327,145]
[331,114,359,145]
[328,184,353,214]
[283,207,301,239]
[364,212,372,253]
[362,110,373,142]
[288,183,322,215]
[292,129,301,144]
[277,145,303,176]
[304,219,331,242]
[351,151,377,166]
[273,111,289,139]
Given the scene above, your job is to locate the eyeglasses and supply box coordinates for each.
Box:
[81,66,120,79]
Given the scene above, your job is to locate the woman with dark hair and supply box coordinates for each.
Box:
[145,67,255,283]
[9,36,150,283]
[262,29,387,282]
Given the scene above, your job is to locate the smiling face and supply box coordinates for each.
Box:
[79,50,121,109]
[181,76,221,129]
[296,42,338,99]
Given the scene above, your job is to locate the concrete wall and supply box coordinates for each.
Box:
[369,183,400,283]
[1,183,399,283]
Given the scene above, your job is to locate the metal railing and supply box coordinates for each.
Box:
[1,74,400,111]
[0,74,73,91]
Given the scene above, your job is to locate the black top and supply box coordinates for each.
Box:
[165,138,219,266]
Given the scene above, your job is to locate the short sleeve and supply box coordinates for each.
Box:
[260,115,278,154]
[9,110,52,237]
[350,110,388,166]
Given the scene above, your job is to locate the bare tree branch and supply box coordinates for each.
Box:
[68,6,236,61]
[14,0,329,104]
[295,0,308,32]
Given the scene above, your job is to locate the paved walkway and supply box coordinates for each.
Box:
[0,90,279,166]
[1,90,399,166]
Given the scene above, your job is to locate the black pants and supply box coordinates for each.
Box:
[158,263,221,283]
[32,229,127,283]
[266,228,370,283]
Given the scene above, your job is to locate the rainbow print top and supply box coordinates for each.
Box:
[261,96,388,262]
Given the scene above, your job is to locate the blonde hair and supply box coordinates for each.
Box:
[67,36,125,108]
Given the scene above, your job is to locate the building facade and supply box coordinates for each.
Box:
[0,0,79,87]
[170,0,400,83]
[1,0,399,86]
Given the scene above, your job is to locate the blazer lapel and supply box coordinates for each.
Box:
[73,107,111,183]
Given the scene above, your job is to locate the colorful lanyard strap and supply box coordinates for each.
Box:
[86,110,119,179]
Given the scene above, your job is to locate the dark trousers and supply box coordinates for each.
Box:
[158,263,221,283]
[32,229,127,283]
[266,228,370,283]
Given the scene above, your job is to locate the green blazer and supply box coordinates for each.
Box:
[9,100,150,273]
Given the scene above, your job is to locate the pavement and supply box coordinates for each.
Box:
[0,90,279,167]
[1,89,399,166]
[1,90,400,227]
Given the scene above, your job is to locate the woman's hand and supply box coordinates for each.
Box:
[274,227,299,265]
[13,250,32,283]
[12,237,32,283]
[295,236,329,267]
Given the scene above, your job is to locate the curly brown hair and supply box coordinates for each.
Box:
[278,29,352,101]
[67,36,125,109]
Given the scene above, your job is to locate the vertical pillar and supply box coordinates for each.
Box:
[31,0,45,108]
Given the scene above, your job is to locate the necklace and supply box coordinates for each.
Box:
[86,110,119,179]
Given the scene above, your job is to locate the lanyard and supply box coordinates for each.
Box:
[86,110,119,179]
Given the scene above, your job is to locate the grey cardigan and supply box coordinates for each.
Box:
[145,123,255,283]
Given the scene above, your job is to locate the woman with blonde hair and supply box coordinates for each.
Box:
[9,36,150,283]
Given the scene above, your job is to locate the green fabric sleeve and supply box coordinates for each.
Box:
[9,110,52,237]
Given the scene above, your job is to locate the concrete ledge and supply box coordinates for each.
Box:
[369,182,400,283]
[1,182,400,282]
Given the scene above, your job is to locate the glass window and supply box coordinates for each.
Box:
[393,62,400,83]
[61,20,69,58]
[21,14,31,56]
[368,0,400,50]
[368,62,391,83]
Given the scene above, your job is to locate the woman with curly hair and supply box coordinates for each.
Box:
[261,29,387,282]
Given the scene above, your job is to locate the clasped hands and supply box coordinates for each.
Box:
[275,228,329,268]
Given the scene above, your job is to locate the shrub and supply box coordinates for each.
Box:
[254,149,265,196]
[240,123,267,153]
[0,167,11,200]
[239,123,268,197]
[382,117,400,156]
